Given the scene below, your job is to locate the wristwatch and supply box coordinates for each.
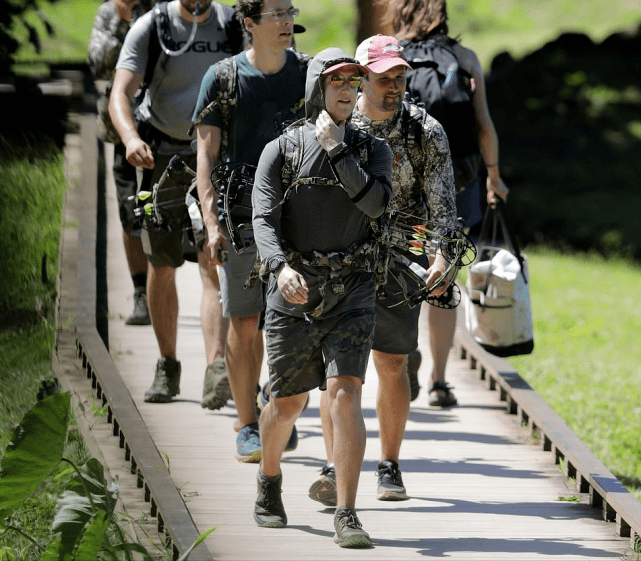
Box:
[268,256,287,274]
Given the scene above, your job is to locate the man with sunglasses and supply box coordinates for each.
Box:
[309,35,458,505]
[192,0,308,463]
[251,48,392,547]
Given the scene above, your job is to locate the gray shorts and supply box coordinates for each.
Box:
[265,307,375,398]
[219,237,265,318]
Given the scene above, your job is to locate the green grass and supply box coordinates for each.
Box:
[509,246,641,502]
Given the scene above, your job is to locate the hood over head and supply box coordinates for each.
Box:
[305,47,369,122]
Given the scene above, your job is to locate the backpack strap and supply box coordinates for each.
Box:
[187,56,238,145]
[142,1,170,92]
[399,98,425,177]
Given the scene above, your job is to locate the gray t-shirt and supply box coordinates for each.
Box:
[116,1,237,141]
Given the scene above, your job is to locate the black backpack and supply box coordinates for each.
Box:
[400,34,480,190]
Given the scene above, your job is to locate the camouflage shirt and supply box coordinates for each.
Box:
[351,97,457,236]
[88,0,150,142]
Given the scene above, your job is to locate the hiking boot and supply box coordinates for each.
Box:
[254,471,287,528]
[407,348,422,402]
[333,507,372,548]
[236,423,261,463]
[376,460,408,501]
[201,359,231,410]
[428,380,458,407]
[285,425,298,452]
[308,463,336,507]
[125,287,151,326]
[144,357,181,403]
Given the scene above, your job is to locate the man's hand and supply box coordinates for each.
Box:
[276,264,308,304]
[315,110,345,152]
[425,254,450,297]
[202,225,228,267]
[487,176,509,207]
[114,0,140,22]
[125,136,155,169]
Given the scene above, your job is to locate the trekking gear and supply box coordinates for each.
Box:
[308,464,337,507]
[134,154,203,247]
[428,380,458,407]
[125,286,151,325]
[210,161,257,253]
[144,357,181,403]
[254,471,287,528]
[333,508,372,548]
[376,209,476,309]
[465,199,534,357]
[401,34,481,191]
[142,1,242,96]
[201,358,231,410]
[236,423,262,463]
[376,460,408,501]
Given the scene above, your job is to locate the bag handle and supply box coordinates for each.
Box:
[478,200,528,284]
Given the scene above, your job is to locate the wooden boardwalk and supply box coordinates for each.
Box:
[99,142,634,560]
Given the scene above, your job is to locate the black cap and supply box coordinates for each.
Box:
[294,23,306,34]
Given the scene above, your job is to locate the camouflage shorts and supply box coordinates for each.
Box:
[264,307,375,398]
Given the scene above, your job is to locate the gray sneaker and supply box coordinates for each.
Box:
[125,287,151,326]
[236,423,262,463]
[144,357,181,403]
[376,459,408,501]
[254,471,287,528]
[333,507,372,548]
[201,359,231,410]
[308,463,337,506]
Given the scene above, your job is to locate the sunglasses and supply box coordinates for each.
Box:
[256,7,300,20]
[327,74,362,89]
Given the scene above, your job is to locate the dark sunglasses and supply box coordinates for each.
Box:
[327,74,362,88]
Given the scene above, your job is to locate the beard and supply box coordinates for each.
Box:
[382,94,402,112]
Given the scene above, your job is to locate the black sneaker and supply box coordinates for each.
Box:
[201,359,231,410]
[125,287,151,326]
[407,349,422,402]
[308,463,336,506]
[376,460,408,501]
[254,471,287,528]
[285,425,298,452]
[333,507,372,548]
[144,357,181,403]
[428,380,458,407]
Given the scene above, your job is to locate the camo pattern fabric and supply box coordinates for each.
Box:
[88,0,150,143]
[351,98,457,236]
[264,307,375,397]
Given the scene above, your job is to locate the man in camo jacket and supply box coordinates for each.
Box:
[88,0,153,326]
[310,35,457,506]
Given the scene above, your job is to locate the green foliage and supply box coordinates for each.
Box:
[0,393,71,527]
[0,151,66,315]
[0,394,215,560]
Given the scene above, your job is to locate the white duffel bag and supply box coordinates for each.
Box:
[465,201,534,357]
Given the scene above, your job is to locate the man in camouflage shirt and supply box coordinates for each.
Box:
[310,35,457,505]
[89,0,152,326]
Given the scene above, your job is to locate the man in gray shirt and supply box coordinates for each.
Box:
[109,0,241,406]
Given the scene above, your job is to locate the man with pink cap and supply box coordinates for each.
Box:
[310,35,457,505]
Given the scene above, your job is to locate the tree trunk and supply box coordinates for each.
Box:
[356,0,395,45]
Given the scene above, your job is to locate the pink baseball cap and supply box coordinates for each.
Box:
[355,35,412,74]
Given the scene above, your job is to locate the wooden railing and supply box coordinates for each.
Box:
[56,114,214,561]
